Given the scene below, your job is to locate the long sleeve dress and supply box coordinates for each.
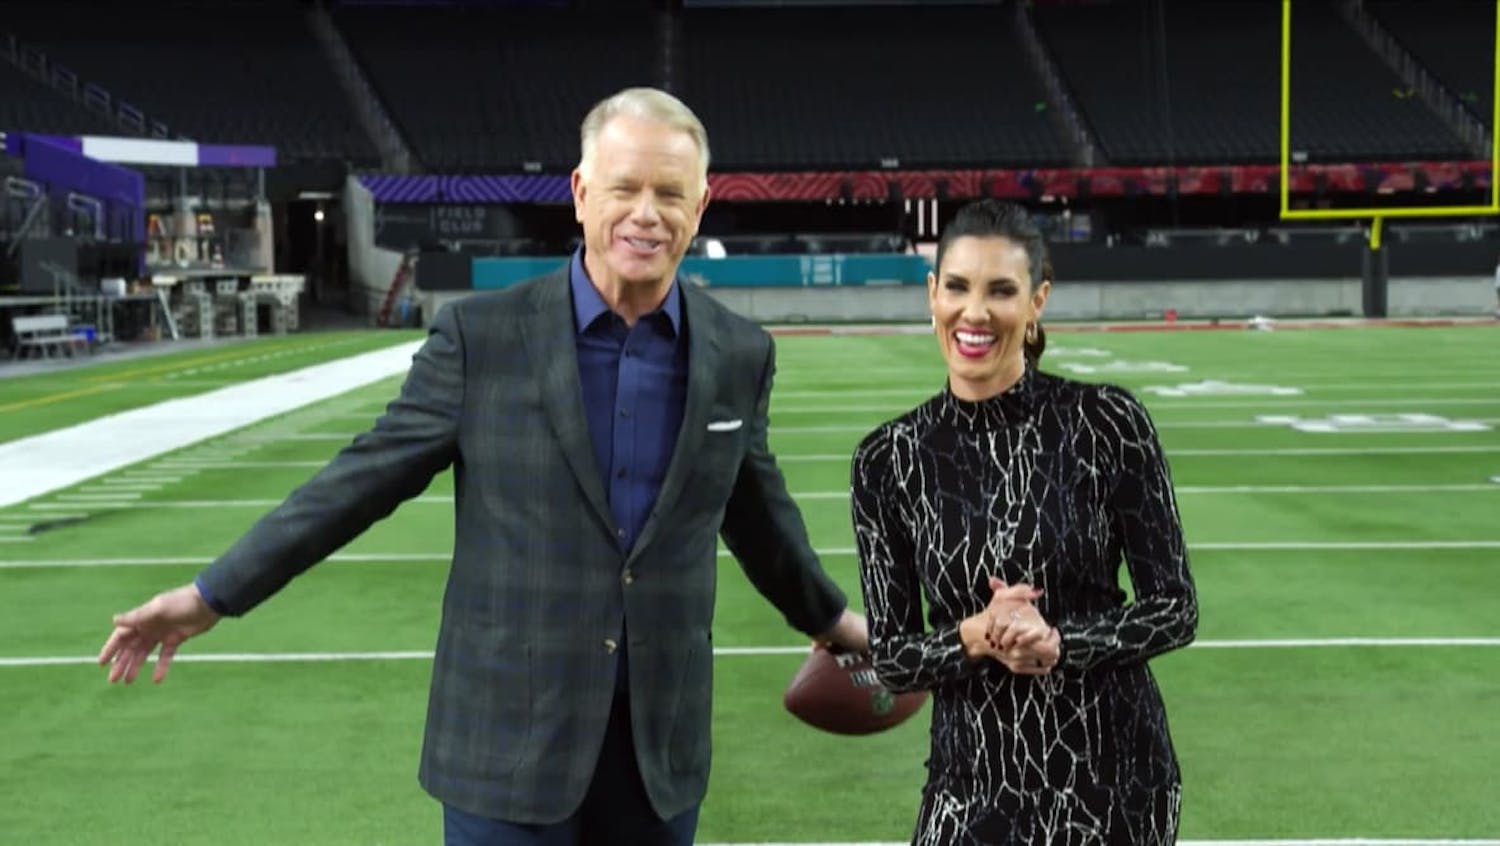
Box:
[852,366,1198,846]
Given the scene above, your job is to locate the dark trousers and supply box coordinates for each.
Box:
[442,692,700,846]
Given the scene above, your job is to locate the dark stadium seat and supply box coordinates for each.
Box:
[4,0,376,164]
[333,6,658,172]
[1033,0,1468,165]
[0,60,123,137]
[681,5,1068,170]
[1368,0,1495,127]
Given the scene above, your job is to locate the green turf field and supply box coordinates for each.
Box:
[1,324,1497,845]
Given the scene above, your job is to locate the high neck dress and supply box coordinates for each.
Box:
[851,365,1198,845]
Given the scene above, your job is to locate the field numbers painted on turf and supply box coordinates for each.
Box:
[1060,360,1189,374]
[1257,413,1492,433]
[1143,380,1304,398]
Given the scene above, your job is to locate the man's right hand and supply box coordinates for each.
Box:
[97,583,221,684]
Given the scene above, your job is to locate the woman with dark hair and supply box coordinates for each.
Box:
[852,199,1198,844]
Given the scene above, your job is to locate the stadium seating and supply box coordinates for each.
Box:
[334,6,659,172]
[1033,0,1469,164]
[1,0,1483,173]
[1367,0,1495,126]
[680,5,1068,170]
[0,59,122,138]
[3,0,376,164]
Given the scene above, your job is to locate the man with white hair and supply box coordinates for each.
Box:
[98,87,869,845]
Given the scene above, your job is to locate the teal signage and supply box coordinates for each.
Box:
[470,253,929,290]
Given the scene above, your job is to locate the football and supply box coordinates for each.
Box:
[783,643,929,735]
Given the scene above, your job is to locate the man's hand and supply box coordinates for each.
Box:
[814,608,870,654]
[98,583,221,684]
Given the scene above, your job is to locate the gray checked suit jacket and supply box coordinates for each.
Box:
[196,267,848,824]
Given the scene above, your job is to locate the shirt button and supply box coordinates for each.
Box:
[616,467,627,479]
[622,569,635,585]
[617,528,627,539]
[619,408,630,418]
[603,638,618,654]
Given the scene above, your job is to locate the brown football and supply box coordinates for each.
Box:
[783,643,929,735]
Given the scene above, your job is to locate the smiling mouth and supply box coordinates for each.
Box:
[954,329,996,358]
[621,236,665,255]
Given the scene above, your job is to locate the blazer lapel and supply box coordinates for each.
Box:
[628,286,721,563]
[519,271,616,536]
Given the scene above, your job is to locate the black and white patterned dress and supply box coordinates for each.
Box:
[852,365,1198,845]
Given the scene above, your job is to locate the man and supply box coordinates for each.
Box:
[97,87,868,846]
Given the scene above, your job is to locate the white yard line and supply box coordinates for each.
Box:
[5,540,1500,569]
[1167,445,1500,457]
[6,639,1499,668]
[100,445,1500,472]
[143,461,327,469]
[770,397,1500,414]
[17,482,1497,511]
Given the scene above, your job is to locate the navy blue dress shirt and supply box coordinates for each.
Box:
[570,249,689,692]
[569,249,688,553]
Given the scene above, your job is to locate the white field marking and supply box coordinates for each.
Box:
[762,400,1445,414]
[767,397,1500,414]
[99,477,170,486]
[283,415,1500,438]
[1060,361,1190,374]
[0,537,35,544]
[1147,397,1500,410]
[1167,445,1500,457]
[7,540,1500,570]
[139,461,326,470]
[91,446,1500,470]
[20,510,86,520]
[774,446,1500,462]
[1257,414,1494,433]
[19,484,1496,511]
[1175,484,1500,494]
[79,486,161,495]
[9,639,1500,669]
[771,380,1500,401]
[232,433,357,442]
[0,340,423,508]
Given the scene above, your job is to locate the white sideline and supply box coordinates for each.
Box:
[0,341,422,508]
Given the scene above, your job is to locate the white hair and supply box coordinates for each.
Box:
[578,87,710,185]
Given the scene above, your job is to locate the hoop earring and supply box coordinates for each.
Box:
[1025,322,1038,344]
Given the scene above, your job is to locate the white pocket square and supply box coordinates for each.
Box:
[706,419,743,432]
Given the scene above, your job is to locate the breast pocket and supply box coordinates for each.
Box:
[686,409,750,506]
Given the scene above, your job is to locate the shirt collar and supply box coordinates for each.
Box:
[569,247,682,336]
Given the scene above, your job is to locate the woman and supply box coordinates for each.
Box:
[852,199,1198,845]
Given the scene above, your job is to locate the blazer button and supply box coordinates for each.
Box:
[603,638,618,654]
[622,569,635,585]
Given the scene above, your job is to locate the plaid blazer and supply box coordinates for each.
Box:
[198,267,848,824]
